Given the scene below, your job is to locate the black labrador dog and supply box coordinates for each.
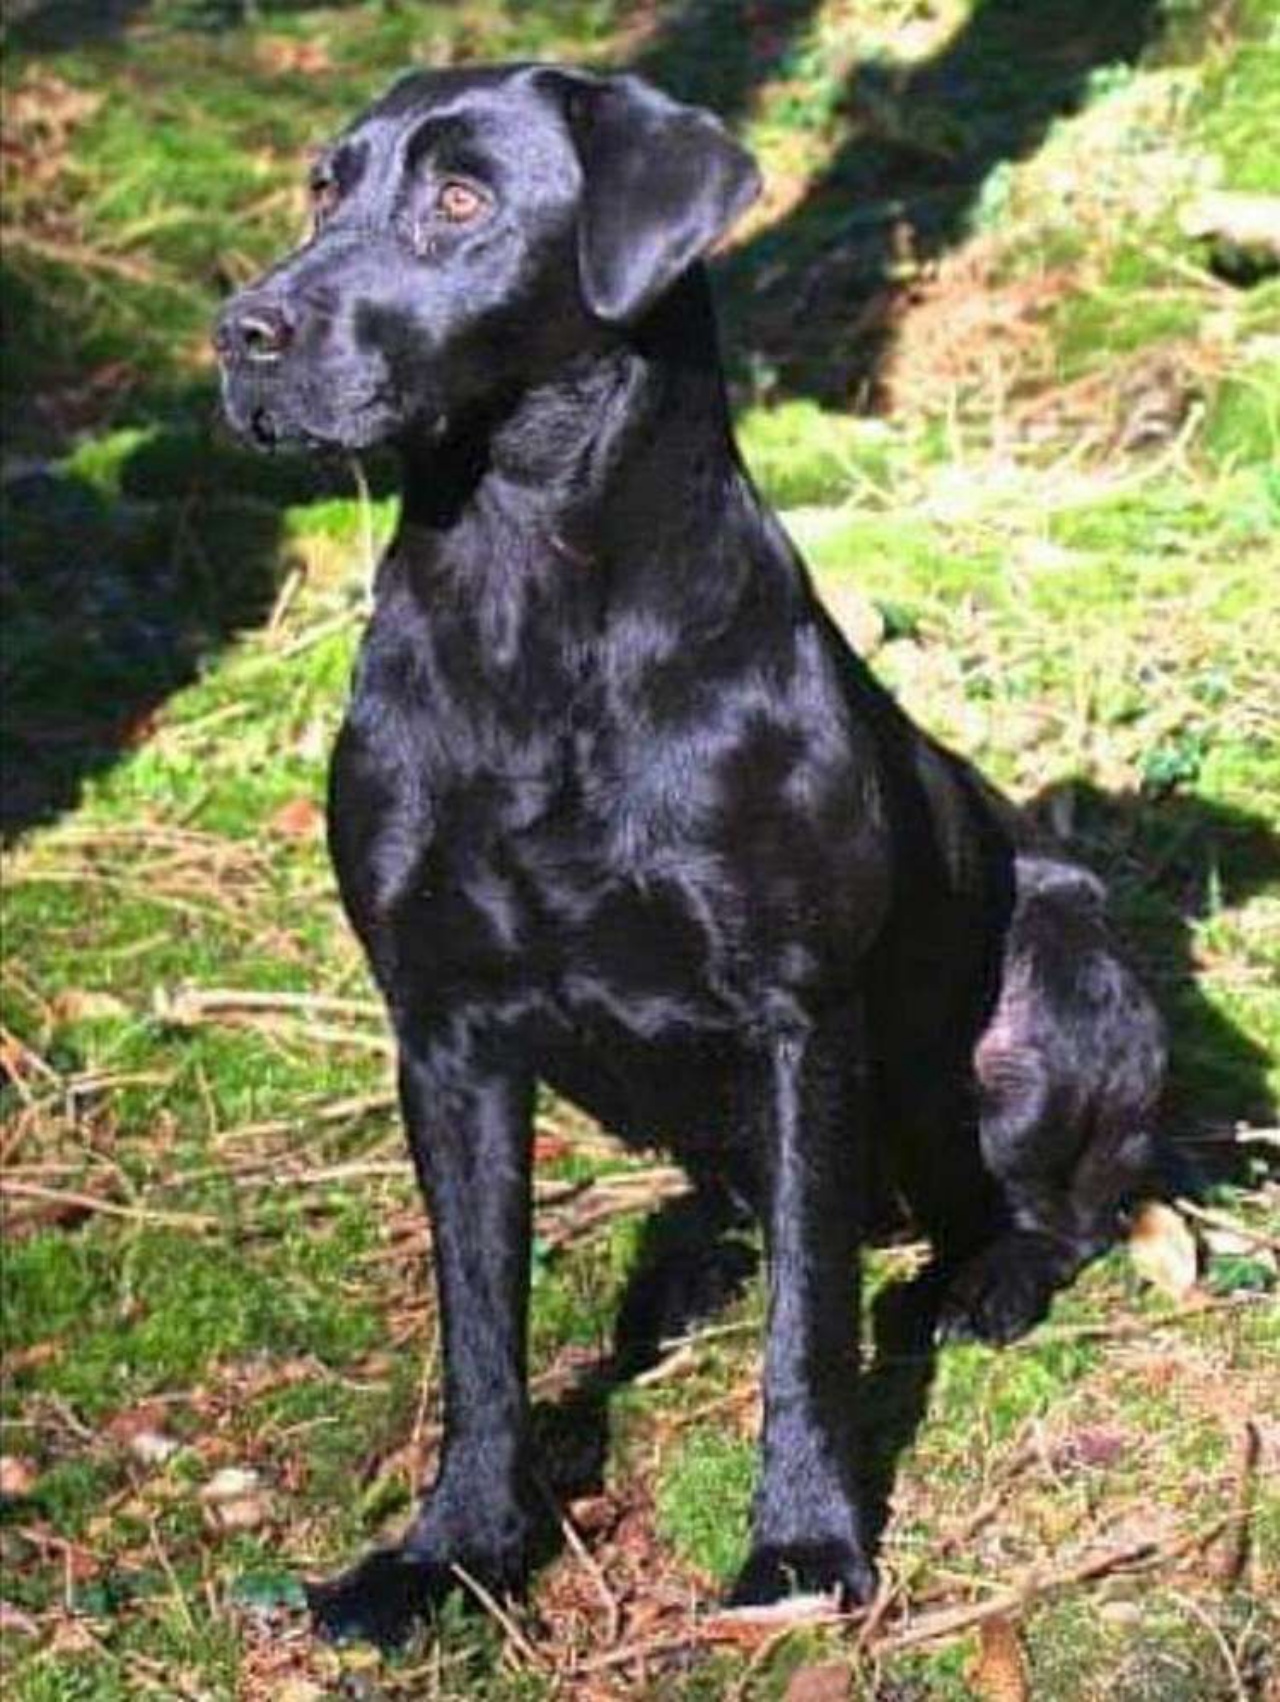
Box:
[214,65,1164,1644]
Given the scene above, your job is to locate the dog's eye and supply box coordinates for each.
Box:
[436,180,487,224]
[310,171,341,225]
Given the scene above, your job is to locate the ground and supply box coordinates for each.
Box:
[1,1,1277,1697]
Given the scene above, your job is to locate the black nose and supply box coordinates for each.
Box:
[214,298,294,364]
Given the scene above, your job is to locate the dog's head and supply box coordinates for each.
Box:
[213,65,759,452]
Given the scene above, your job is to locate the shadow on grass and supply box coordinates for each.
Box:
[634,0,1166,404]
[0,230,405,836]
[4,0,366,51]
[529,1176,760,1526]
[1025,778,1280,1190]
[0,387,394,837]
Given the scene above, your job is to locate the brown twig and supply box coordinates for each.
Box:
[0,225,198,291]
[449,1563,546,1671]
[533,1473,622,1645]
[210,1089,396,1147]
[1011,1292,1267,1346]
[1212,1420,1262,1588]
[875,1519,1227,1656]
[1175,1198,1280,1255]
[576,1605,861,1675]
[0,1178,218,1233]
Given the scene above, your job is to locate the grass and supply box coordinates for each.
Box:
[2,0,1278,1696]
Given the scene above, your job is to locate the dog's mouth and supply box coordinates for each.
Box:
[225,381,398,454]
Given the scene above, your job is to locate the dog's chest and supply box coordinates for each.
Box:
[332,705,748,1039]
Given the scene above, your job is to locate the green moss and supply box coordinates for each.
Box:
[3,1226,377,1419]
[1051,288,1203,381]
[738,401,895,508]
[1201,367,1280,472]
[1196,33,1280,194]
[655,1427,754,1583]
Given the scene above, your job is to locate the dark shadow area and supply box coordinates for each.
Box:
[3,0,364,51]
[0,218,401,836]
[0,373,395,836]
[1024,779,1279,1193]
[631,0,1166,405]
[859,1264,946,1552]
[523,1178,759,1572]
[3,0,149,49]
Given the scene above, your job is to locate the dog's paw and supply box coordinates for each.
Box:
[307,1540,527,1649]
[728,1539,876,1613]
[306,1549,446,1648]
[936,1234,1067,1346]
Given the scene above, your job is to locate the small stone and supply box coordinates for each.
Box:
[0,1456,36,1499]
[201,1466,270,1532]
[201,1467,262,1503]
[129,1429,180,1467]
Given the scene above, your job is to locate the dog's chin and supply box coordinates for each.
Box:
[221,384,402,455]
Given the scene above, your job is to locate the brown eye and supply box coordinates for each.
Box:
[437,179,485,224]
[310,172,340,224]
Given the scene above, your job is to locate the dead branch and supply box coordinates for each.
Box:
[1211,1420,1262,1588]
[0,1178,218,1233]
[1176,1198,1280,1255]
[154,985,384,1024]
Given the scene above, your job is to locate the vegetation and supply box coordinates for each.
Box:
[1,1,1276,1696]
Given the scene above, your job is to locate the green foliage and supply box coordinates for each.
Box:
[655,1427,755,1583]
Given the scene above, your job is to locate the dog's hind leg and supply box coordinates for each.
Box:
[612,1163,758,1377]
[939,1080,1160,1346]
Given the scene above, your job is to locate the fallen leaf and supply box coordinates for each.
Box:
[4,1341,60,1374]
[566,1494,617,1535]
[1202,1221,1277,1261]
[252,36,334,75]
[106,1401,168,1443]
[274,1683,326,1702]
[206,1493,271,1533]
[1128,1201,1199,1301]
[1053,1426,1128,1470]
[0,1456,36,1499]
[120,708,162,749]
[51,988,129,1023]
[1099,1598,1142,1628]
[0,1600,40,1637]
[785,1660,853,1702]
[968,1613,1029,1702]
[268,796,324,840]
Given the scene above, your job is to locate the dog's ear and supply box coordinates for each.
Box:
[551,71,761,325]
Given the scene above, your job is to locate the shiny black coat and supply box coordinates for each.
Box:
[214,64,1156,1646]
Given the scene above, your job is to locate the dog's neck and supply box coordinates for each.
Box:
[394,270,764,610]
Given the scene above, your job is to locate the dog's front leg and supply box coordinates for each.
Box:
[730,1013,877,1610]
[309,1031,535,1647]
